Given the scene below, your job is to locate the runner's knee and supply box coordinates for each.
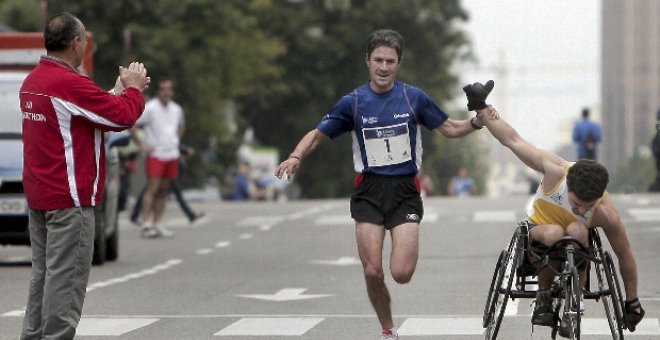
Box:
[391,267,414,284]
[363,263,384,281]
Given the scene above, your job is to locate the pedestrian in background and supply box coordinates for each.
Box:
[572,107,602,160]
[649,109,660,192]
[233,162,253,201]
[19,12,149,339]
[447,166,476,197]
[130,143,204,223]
[275,29,496,340]
[135,78,185,238]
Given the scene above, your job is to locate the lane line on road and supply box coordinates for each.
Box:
[76,317,159,336]
[628,208,660,222]
[25,315,654,337]
[196,248,213,255]
[2,259,184,317]
[474,210,517,223]
[398,317,483,335]
[214,317,324,336]
[215,241,231,248]
[86,259,183,293]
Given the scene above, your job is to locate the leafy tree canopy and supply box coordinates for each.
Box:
[0,0,488,198]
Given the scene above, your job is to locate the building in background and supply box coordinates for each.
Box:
[601,0,660,172]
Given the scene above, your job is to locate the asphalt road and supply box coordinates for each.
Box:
[1,194,659,339]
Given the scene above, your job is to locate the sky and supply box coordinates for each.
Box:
[457,0,601,152]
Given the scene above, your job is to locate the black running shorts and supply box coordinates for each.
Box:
[350,173,424,230]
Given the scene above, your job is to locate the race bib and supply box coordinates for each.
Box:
[362,123,412,167]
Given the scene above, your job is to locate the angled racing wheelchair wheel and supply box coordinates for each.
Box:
[484,249,517,340]
[595,250,625,340]
[484,250,507,327]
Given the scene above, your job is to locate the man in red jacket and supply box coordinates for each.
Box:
[19,12,149,340]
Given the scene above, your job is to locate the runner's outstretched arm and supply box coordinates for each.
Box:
[275,129,327,180]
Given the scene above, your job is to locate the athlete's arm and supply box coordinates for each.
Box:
[591,194,639,301]
[435,118,478,138]
[275,128,327,180]
[477,106,566,175]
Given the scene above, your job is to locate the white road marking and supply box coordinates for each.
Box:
[309,256,361,266]
[86,259,182,293]
[237,216,284,228]
[1,309,24,317]
[285,204,335,220]
[2,313,659,336]
[76,317,158,336]
[474,210,517,223]
[196,248,213,255]
[628,208,660,222]
[398,317,483,335]
[237,288,332,302]
[214,317,324,336]
[581,318,660,335]
[239,233,253,240]
[314,215,352,226]
[215,241,231,248]
[236,204,337,229]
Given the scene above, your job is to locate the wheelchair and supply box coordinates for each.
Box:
[483,221,628,340]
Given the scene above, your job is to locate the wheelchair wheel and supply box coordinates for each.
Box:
[595,250,625,340]
[560,266,582,339]
[483,250,506,327]
[484,249,517,340]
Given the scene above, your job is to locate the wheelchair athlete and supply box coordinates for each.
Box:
[463,80,645,332]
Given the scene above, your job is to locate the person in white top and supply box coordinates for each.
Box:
[135,79,184,238]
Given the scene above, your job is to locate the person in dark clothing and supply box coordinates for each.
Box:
[649,110,660,192]
[572,107,602,160]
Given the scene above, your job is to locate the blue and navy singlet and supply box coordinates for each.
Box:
[316,81,448,176]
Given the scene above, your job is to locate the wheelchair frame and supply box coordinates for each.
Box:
[482,221,627,340]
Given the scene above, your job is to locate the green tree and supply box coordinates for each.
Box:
[32,0,286,187]
[610,151,654,193]
[0,0,39,31]
[241,0,480,198]
[1,0,486,198]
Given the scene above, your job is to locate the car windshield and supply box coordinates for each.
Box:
[0,73,28,134]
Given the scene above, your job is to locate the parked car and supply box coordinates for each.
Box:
[0,71,122,265]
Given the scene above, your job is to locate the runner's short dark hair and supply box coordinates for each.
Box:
[366,29,404,62]
[566,159,608,202]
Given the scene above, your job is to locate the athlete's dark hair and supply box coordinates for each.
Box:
[566,159,609,201]
[366,29,404,62]
[44,12,82,51]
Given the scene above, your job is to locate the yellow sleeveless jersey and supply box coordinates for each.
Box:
[526,164,603,228]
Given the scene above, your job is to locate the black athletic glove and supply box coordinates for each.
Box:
[462,80,495,111]
[624,298,645,332]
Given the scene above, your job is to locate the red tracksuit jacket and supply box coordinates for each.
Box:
[20,56,145,210]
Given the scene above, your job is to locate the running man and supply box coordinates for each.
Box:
[275,29,495,340]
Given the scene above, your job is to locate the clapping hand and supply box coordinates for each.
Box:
[119,62,150,92]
